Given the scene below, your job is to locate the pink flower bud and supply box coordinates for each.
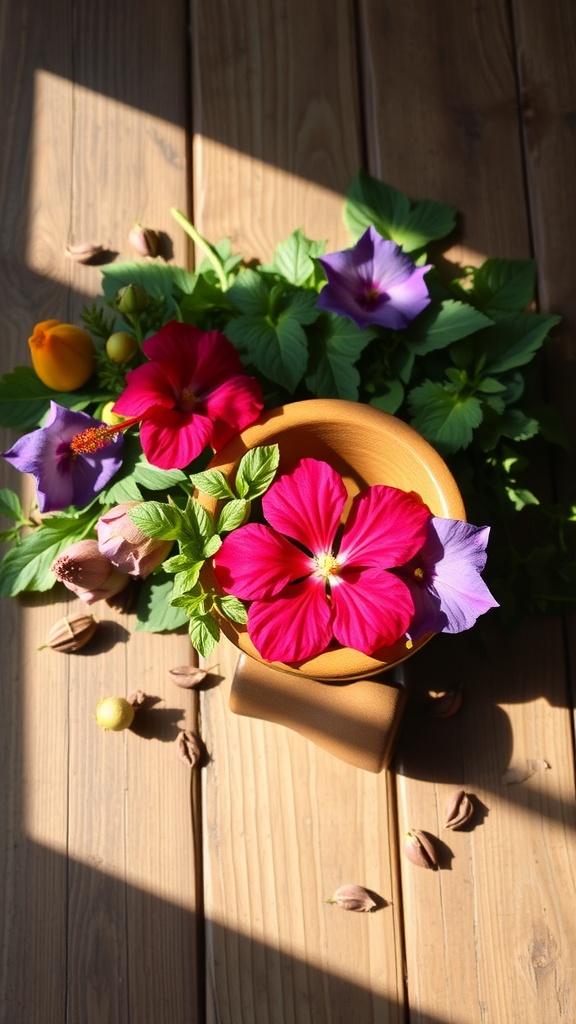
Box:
[95,502,173,578]
[51,539,130,604]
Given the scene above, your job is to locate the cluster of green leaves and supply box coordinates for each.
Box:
[127,445,279,656]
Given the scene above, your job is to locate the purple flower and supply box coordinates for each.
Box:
[2,402,123,513]
[317,226,431,330]
[399,517,499,640]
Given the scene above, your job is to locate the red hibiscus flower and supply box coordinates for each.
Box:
[213,457,431,663]
[113,321,263,469]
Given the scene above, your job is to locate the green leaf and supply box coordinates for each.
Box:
[134,573,189,632]
[128,501,184,541]
[162,553,202,574]
[408,381,484,453]
[216,499,249,533]
[345,171,456,251]
[478,407,540,450]
[0,488,24,523]
[472,258,536,311]
[99,474,143,503]
[203,534,222,558]
[479,310,561,374]
[132,458,188,491]
[101,260,195,306]
[281,288,321,325]
[227,269,270,315]
[171,566,203,598]
[215,594,248,624]
[369,381,405,415]
[305,314,375,400]
[0,367,97,429]
[188,613,220,658]
[183,499,215,552]
[0,510,98,595]
[269,229,325,286]
[406,300,493,354]
[235,444,280,500]
[189,468,235,500]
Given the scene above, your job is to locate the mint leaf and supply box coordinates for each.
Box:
[128,501,184,540]
[472,258,536,311]
[305,314,375,400]
[216,499,249,533]
[171,566,204,598]
[133,458,187,491]
[0,489,24,523]
[203,534,222,558]
[345,171,456,251]
[406,300,493,354]
[227,269,270,316]
[0,510,98,595]
[480,311,561,374]
[235,445,279,500]
[269,229,325,286]
[182,499,215,553]
[215,594,248,624]
[135,573,189,632]
[188,613,220,658]
[408,381,484,453]
[189,468,235,500]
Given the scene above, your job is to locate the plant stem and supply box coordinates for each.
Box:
[171,208,228,291]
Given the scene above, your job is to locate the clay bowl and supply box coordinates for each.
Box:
[201,399,466,681]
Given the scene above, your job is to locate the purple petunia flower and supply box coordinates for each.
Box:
[317,226,432,330]
[398,517,499,640]
[2,401,123,513]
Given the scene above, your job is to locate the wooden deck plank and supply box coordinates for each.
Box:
[358,1,576,1021]
[191,2,405,1020]
[0,2,200,1022]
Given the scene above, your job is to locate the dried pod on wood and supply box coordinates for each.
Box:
[404,830,439,869]
[427,689,463,718]
[444,789,475,830]
[127,689,147,708]
[176,729,202,768]
[64,241,106,264]
[41,612,98,653]
[128,223,160,258]
[168,665,208,689]
[325,884,377,912]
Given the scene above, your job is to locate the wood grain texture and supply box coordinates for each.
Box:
[358,1,576,1020]
[0,2,199,1022]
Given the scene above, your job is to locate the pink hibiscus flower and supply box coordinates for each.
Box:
[213,458,431,663]
[113,321,263,469]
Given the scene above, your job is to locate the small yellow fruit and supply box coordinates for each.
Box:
[95,696,135,731]
[106,331,138,364]
[100,401,126,426]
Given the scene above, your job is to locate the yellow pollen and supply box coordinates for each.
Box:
[70,426,121,455]
[413,566,425,581]
[315,552,340,578]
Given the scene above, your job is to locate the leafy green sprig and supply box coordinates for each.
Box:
[127,444,279,656]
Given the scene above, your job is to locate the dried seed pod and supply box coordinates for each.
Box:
[326,884,377,912]
[64,241,106,264]
[128,223,160,258]
[168,665,208,689]
[127,689,147,708]
[444,789,475,830]
[41,612,98,653]
[176,729,202,767]
[404,830,439,869]
[427,689,463,718]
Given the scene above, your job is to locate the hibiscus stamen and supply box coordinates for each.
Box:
[314,551,341,578]
[177,387,196,413]
[70,415,141,455]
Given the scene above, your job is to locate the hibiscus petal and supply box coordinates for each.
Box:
[331,567,414,653]
[191,329,246,391]
[213,524,313,599]
[263,458,348,553]
[339,485,430,568]
[247,578,334,662]
[113,362,177,418]
[139,411,213,469]
[201,375,264,450]
[141,321,203,390]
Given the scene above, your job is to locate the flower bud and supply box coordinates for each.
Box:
[96,502,173,578]
[115,284,149,314]
[29,320,96,391]
[105,331,138,364]
[51,539,130,604]
[128,223,160,258]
